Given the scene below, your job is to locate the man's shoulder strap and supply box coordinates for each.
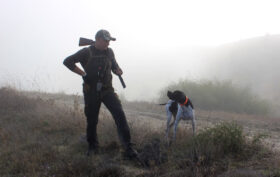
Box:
[87,46,93,58]
[85,46,94,67]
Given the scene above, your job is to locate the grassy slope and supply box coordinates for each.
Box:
[0,87,279,177]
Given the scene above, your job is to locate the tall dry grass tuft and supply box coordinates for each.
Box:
[0,87,39,112]
[0,86,87,176]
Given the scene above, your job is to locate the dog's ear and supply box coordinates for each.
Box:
[167,91,174,100]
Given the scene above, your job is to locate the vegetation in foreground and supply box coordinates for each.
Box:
[0,87,279,177]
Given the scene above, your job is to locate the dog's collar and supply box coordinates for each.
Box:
[180,96,189,106]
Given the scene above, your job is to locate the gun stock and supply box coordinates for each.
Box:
[79,37,95,46]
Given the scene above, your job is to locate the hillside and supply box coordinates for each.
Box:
[200,34,280,114]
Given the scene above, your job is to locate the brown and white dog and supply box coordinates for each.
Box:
[164,90,196,140]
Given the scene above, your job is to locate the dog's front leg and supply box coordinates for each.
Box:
[192,110,196,135]
[165,107,173,139]
[173,105,183,141]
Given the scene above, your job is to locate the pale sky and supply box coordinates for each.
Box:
[1,0,280,100]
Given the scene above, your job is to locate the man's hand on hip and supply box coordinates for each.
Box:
[82,74,90,84]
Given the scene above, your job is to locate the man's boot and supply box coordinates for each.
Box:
[123,144,138,160]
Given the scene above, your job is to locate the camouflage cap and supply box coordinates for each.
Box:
[95,29,116,41]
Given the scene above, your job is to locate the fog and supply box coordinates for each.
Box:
[1,0,280,102]
[199,35,280,104]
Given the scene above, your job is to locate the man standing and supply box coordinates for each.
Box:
[63,29,137,159]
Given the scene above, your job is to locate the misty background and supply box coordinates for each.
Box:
[1,0,279,109]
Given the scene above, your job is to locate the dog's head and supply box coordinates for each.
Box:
[167,90,186,104]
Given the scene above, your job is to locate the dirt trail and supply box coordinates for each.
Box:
[124,108,280,152]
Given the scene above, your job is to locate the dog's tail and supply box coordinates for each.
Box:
[158,103,167,105]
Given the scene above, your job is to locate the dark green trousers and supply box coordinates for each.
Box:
[83,83,131,149]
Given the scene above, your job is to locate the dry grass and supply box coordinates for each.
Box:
[0,87,279,177]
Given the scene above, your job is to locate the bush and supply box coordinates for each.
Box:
[164,122,250,176]
[158,79,270,114]
[177,122,246,167]
[194,122,245,156]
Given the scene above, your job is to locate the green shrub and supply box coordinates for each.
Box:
[184,122,245,165]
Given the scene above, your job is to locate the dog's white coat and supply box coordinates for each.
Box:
[165,100,196,140]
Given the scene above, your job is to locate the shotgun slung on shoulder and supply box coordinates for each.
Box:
[79,37,95,46]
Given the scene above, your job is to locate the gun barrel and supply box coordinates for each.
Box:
[79,37,95,46]
[118,76,126,88]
